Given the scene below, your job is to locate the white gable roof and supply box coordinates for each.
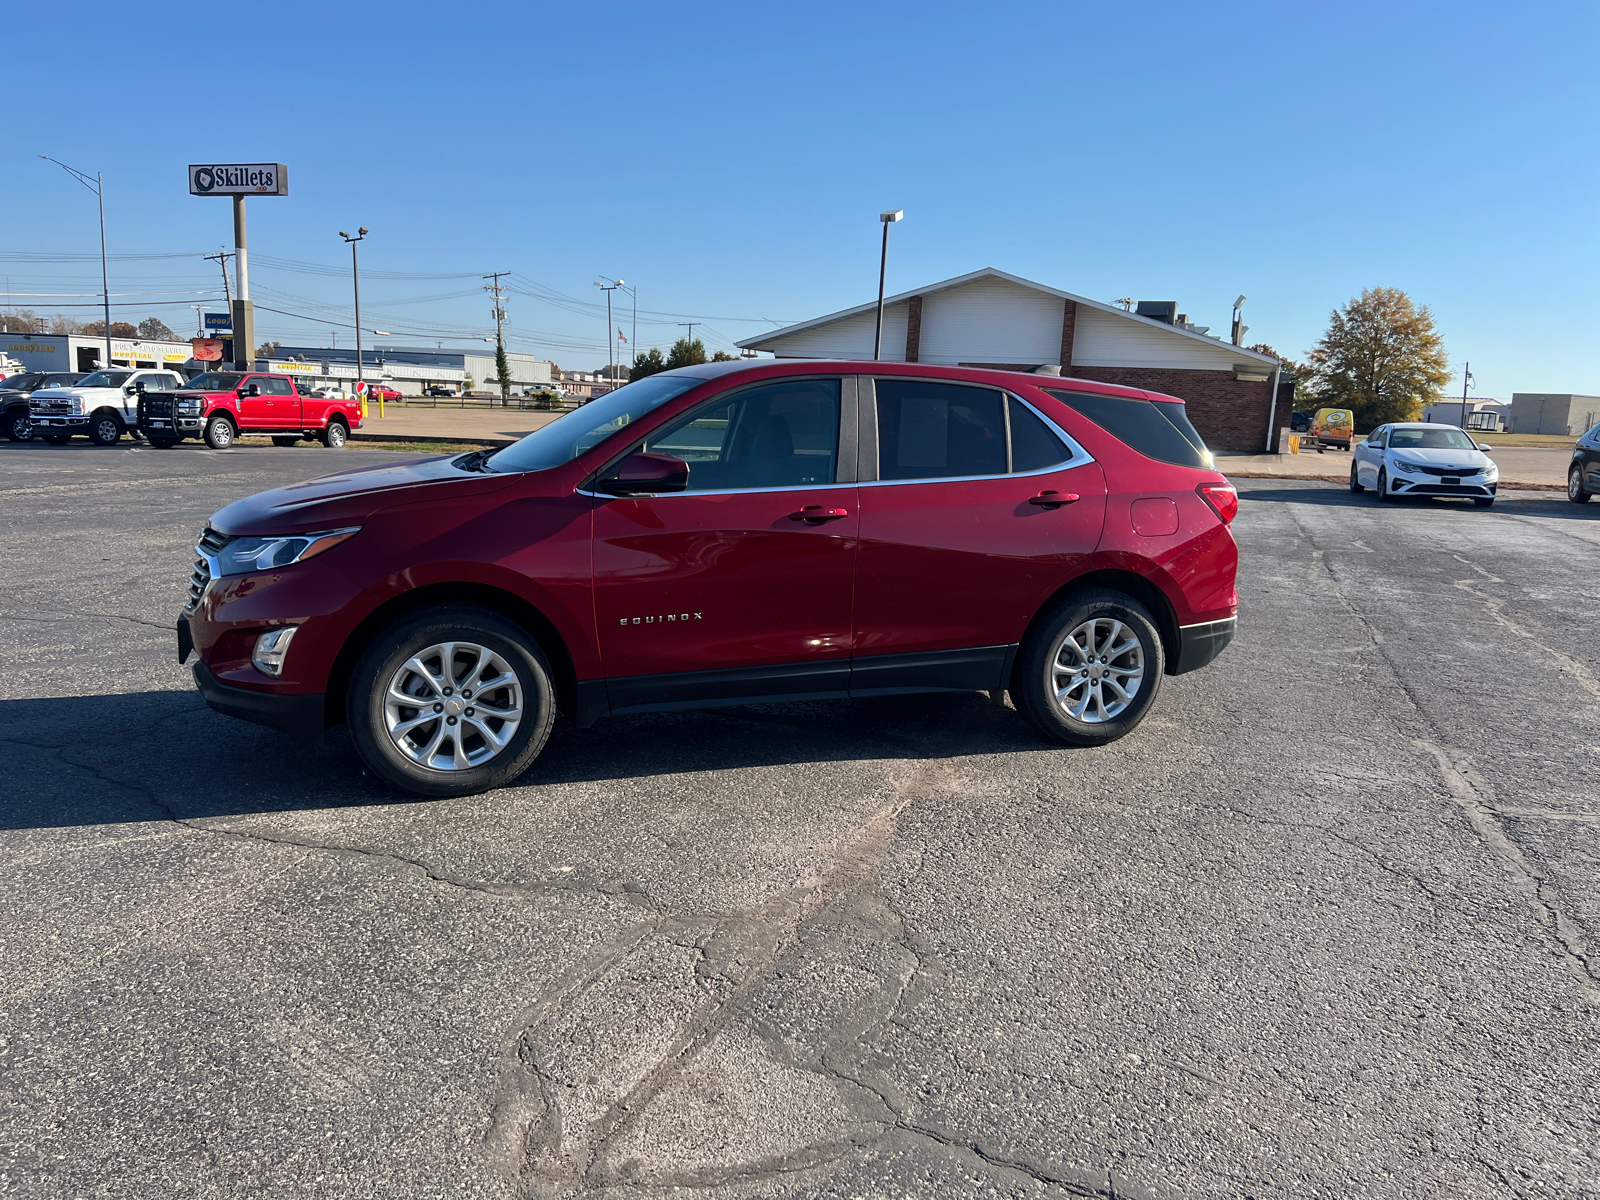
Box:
[738,267,1279,370]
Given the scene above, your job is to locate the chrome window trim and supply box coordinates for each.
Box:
[578,480,855,500]
[858,382,1095,488]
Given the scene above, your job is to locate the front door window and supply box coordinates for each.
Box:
[592,378,856,697]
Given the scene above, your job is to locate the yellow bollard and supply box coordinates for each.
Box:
[1288,433,1300,455]
[379,393,385,419]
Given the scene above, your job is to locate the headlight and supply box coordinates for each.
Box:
[217,527,360,576]
[252,627,298,677]
[1477,462,1498,478]
[70,397,83,414]
[1391,460,1422,474]
[177,397,201,414]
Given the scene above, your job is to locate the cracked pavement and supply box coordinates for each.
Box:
[1,440,1598,1198]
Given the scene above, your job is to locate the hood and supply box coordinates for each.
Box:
[209,454,517,535]
[30,387,87,399]
[1389,447,1489,468]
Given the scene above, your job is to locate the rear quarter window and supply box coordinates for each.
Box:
[1044,389,1212,469]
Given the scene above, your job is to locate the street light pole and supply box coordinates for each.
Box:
[40,156,112,369]
[340,228,368,401]
[873,209,904,361]
[602,276,636,373]
[594,280,622,384]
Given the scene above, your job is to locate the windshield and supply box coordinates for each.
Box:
[1389,426,1476,451]
[483,374,704,473]
[181,372,243,391]
[1,373,43,391]
[77,371,132,389]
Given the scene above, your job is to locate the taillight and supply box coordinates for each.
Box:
[1197,481,1238,524]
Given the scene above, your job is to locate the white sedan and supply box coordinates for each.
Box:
[1349,422,1499,507]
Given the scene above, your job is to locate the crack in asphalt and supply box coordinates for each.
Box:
[1284,506,1600,998]
[0,609,174,632]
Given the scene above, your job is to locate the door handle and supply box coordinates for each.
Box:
[1029,491,1080,508]
[790,505,849,524]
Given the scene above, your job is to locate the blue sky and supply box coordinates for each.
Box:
[2,0,1595,399]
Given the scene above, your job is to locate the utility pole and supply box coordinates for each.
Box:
[191,304,204,338]
[595,280,622,383]
[677,322,698,356]
[204,249,235,360]
[340,229,368,400]
[1459,362,1472,431]
[484,271,510,403]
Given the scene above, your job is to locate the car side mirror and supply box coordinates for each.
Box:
[595,452,689,495]
[1477,443,1492,452]
[241,383,261,398]
[128,381,145,395]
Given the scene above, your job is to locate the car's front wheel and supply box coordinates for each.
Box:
[4,412,34,442]
[146,436,177,449]
[1376,467,1395,502]
[1570,465,1591,504]
[1012,589,1164,747]
[1349,461,1364,493]
[204,416,235,449]
[346,606,556,797]
[271,435,300,447]
[89,411,122,445]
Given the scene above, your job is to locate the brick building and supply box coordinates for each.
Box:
[737,268,1286,452]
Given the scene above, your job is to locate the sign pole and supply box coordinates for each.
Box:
[232,196,255,372]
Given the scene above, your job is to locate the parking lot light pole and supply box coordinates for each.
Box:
[594,280,621,385]
[873,209,903,361]
[40,156,111,370]
[340,228,368,411]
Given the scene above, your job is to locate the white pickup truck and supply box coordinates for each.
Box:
[29,367,186,445]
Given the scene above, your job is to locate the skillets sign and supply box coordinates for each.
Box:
[188,163,289,197]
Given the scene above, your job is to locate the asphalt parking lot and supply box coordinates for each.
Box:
[2,440,1597,1199]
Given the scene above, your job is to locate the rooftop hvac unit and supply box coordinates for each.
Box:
[1135,301,1177,325]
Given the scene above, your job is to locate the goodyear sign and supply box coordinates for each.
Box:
[188,163,289,197]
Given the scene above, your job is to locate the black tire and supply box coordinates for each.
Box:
[1012,588,1165,748]
[1376,467,1395,502]
[345,605,556,797]
[4,412,34,442]
[43,435,71,445]
[204,415,235,449]
[89,411,122,445]
[321,419,348,449]
[1569,466,1591,505]
[1349,461,1364,493]
[1473,497,1494,508]
[146,436,177,449]
[271,435,300,447]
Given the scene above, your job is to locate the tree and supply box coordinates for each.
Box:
[665,337,708,370]
[82,320,139,338]
[1246,344,1316,404]
[710,350,739,362]
[1303,288,1449,427]
[495,340,512,403]
[0,309,42,333]
[629,347,667,381]
[49,314,85,334]
[257,341,282,359]
[138,316,178,341]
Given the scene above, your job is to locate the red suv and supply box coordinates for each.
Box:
[179,361,1239,796]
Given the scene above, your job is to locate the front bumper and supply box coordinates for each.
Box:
[192,658,326,745]
[32,416,87,429]
[1172,616,1236,675]
[1389,475,1496,498]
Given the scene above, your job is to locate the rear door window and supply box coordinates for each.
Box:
[876,379,1006,480]
[263,376,295,396]
[1044,389,1211,469]
[1008,396,1074,472]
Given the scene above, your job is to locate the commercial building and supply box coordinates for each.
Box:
[263,344,553,396]
[1422,398,1507,431]
[737,268,1286,451]
[1506,393,1600,437]
[2,332,194,374]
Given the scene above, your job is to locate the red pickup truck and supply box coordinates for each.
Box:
[137,371,363,449]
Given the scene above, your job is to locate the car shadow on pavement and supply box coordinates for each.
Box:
[0,688,1052,830]
[1237,485,1595,519]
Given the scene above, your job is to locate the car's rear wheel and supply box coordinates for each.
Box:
[272,435,300,447]
[43,434,71,445]
[1569,466,1591,504]
[204,416,235,449]
[89,411,122,445]
[1012,589,1164,748]
[1349,461,1364,493]
[346,606,556,797]
[321,419,348,448]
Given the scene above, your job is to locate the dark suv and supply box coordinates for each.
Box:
[180,360,1241,797]
[2,372,87,441]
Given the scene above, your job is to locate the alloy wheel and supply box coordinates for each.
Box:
[383,641,523,771]
[1049,617,1146,723]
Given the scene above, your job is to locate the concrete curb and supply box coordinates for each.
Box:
[349,431,515,447]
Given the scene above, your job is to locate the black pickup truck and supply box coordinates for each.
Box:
[2,371,88,441]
